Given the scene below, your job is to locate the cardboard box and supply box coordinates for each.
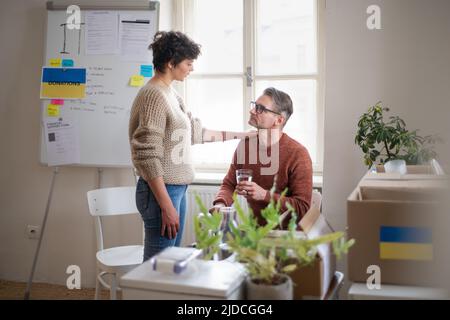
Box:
[289,256,327,299]
[347,166,448,286]
[364,165,447,181]
[268,207,336,299]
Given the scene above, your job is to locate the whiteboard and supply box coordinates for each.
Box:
[40,2,159,167]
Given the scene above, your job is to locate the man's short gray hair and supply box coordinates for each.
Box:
[263,87,293,126]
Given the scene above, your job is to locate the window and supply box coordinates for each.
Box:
[176,0,324,173]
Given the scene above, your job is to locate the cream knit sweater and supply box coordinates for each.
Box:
[129,82,203,184]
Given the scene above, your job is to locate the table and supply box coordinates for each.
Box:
[348,282,449,300]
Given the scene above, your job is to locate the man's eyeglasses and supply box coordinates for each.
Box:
[250,101,281,115]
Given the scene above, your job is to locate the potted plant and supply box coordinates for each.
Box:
[192,196,223,261]
[193,194,234,261]
[229,192,353,300]
[355,102,439,168]
[194,189,354,300]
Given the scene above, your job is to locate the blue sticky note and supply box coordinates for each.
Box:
[62,59,74,67]
[140,65,153,77]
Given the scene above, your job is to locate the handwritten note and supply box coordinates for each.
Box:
[140,65,153,77]
[62,59,74,67]
[129,74,144,87]
[46,104,60,117]
[49,58,62,67]
[40,68,86,99]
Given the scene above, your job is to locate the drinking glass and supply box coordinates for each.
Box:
[236,169,253,183]
[219,206,237,242]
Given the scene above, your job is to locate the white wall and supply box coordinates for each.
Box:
[0,0,173,287]
[322,0,450,290]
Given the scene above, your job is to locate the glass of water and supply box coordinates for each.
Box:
[219,206,237,242]
[236,169,253,183]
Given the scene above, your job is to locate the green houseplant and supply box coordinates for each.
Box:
[194,189,354,299]
[355,102,439,168]
[193,195,223,261]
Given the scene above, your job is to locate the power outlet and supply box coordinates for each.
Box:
[26,225,41,239]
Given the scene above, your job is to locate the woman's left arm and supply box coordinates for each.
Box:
[202,129,257,143]
[186,111,256,144]
[180,94,255,144]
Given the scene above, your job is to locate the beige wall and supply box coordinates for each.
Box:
[0,0,173,287]
[322,0,450,289]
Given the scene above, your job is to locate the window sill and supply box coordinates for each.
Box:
[193,172,323,189]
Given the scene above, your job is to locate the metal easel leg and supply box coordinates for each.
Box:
[24,166,59,300]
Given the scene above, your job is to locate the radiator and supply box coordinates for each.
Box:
[182,185,248,247]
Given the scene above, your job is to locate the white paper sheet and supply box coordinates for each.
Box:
[119,14,154,62]
[43,117,80,166]
[85,11,118,55]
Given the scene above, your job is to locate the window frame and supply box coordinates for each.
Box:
[173,0,325,175]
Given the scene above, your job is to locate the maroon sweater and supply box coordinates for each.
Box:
[213,133,312,229]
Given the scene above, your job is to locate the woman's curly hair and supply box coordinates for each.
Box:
[149,31,201,73]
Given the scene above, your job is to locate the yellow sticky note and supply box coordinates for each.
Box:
[49,58,62,67]
[129,75,145,87]
[47,104,60,117]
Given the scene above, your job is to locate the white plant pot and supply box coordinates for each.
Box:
[245,274,293,300]
[384,159,407,174]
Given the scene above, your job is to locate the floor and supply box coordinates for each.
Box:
[0,279,114,300]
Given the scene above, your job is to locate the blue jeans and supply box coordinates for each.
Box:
[135,177,187,261]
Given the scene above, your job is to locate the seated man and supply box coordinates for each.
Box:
[211,87,313,229]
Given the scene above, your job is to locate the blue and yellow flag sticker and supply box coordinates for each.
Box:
[40,67,86,99]
[380,226,433,261]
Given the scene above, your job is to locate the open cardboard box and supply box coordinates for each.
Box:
[364,165,448,181]
[347,167,448,286]
[268,207,336,299]
[360,165,448,198]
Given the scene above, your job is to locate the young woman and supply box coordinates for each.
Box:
[129,31,253,261]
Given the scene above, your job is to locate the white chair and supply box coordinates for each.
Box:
[87,186,144,300]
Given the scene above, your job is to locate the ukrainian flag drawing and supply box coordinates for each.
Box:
[380,226,433,261]
[40,67,86,99]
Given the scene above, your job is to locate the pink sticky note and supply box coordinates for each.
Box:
[51,99,64,105]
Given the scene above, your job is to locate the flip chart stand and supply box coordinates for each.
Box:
[24,167,59,300]
[23,166,105,299]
